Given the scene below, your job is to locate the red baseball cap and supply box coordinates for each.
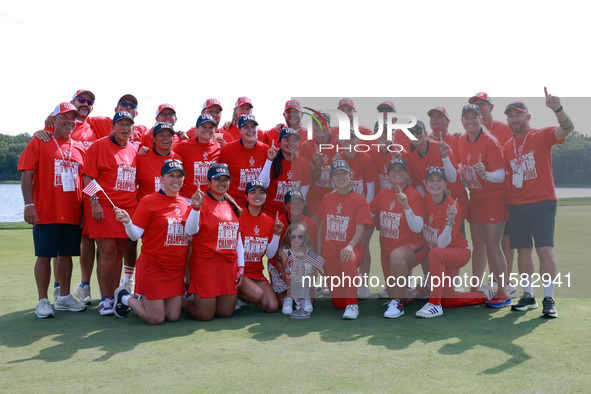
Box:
[72,89,95,102]
[469,92,492,104]
[234,96,253,108]
[54,102,81,117]
[338,98,355,110]
[504,101,529,115]
[202,98,223,111]
[156,103,176,116]
[377,100,396,111]
[427,106,450,119]
[284,100,301,111]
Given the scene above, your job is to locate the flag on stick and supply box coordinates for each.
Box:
[82,180,117,208]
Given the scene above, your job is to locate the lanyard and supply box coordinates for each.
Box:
[512,131,529,167]
[51,134,72,162]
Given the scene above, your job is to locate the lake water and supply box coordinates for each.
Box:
[1,183,591,223]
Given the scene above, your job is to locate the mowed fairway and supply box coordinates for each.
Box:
[1,204,590,392]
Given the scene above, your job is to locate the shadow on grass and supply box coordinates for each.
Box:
[1,295,548,374]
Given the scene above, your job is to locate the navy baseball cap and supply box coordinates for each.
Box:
[196,114,216,127]
[153,122,175,136]
[330,160,351,176]
[388,158,408,172]
[284,190,305,203]
[113,111,135,124]
[504,101,529,115]
[279,128,300,140]
[462,104,482,116]
[245,180,267,194]
[161,159,186,176]
[207,163,231,180]
[239,114,259,129]
[425,166,446,181]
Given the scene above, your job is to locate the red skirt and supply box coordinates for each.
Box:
[188,253,238,298]
[135,253,185,300]
[87,205,136,239]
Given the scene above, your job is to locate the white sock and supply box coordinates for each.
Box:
[523,277,533,295]
[123,265,134,282]
[122,295,131,306]
[543,280,555,298]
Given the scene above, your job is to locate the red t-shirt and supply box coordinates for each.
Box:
[191,194,239,259]
[82,136,138,208]
[261,126,309,147]
[45,121,97,150]
[18,136,85,225]
[132,192,190,271]
[219,124,242,144]
[86,116,148,150]
[407,141,463,194]
[175,138,222,198]
[316,190,372,258]
[339,151,379,198]
[370,147,411,192]
[422,193,468,249]
[136,149,180,201]
[264,154,313,217]
[503,127,563,205]
[485,120,513,146]
[239,209,275,276]
[457,129,507,200]
[220,140,270,208]
[369,185,425,255]
[428,132,461,156]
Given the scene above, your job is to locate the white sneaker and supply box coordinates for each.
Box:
[53,286,60,303]
[120,279,135,294]
[99,298,114,316]
[304,298,313,313]
[235,298,247,310]
[342,304,359,320]
[477,284,496,301]
[506,285,518,299]
[74,284,92,305]
[416,302,443,318]
[35,298,54,318]
[384,299,404,318]
[454,285,466,293]
[282,298,293,315]
[321,286,330,296]
[357,285,371,299]
[54,294,87,312]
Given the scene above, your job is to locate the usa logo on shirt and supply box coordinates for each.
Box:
[249,157,255,167]
[336,203,342,214]
[203,152,209,160]
[254,225,260,236]
[174,206,181,216]
[390,201,396,211]
[287,170,292,180]
[429,213,434,225]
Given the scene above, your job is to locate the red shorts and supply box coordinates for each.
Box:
[135,253,185,300]
[188,253,238,298]
[87,205,136,239]
[468,196,508,224]
[380,242,427,279]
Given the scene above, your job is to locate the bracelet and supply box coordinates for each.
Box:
[553,106,563,113]
[24,203,35,208]
[348,242,355,248]
[90,201,100,206]
[446,220,455,227]
[89,196,99,201]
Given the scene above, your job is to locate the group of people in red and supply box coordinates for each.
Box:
[19,87,572,323]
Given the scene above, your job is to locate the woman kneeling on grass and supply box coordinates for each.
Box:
[182,163,244,321]
[113,159,190,324]
[416,167,493,318]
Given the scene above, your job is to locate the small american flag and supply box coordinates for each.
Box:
[286,250,325,272]
[82,180,102,196]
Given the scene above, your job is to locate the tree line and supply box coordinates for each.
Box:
[1,131,590,186]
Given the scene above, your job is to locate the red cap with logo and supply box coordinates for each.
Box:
[54,102,81,116]
[72,89,95,102]
[469,92,492,104]
[284,100,301,111]
[427,106,450,119]
[202,98,223,111]
[338,98,355,110]
[377,100,396,111]
[156,103,176,116]
[234,96,253,108]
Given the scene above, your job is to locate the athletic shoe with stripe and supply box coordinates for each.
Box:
[511,292,538,311]
[304,298,314,313]
[541,297,558,318]
[477,284,496,301]
[486,289,512,308]
[342,304,359,320]
[384,299,404,318]
[99,297,114,316]
[54,294,87,312]
[74,284,92,305]
[35,298,55,318]
[416,302,443,318]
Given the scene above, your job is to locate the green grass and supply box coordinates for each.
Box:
[557,197,591,206]
[1,206,591,392]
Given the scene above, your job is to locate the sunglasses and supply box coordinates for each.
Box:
[378,108,394,113]
[119,101,137,110]
[410,128,424,136]
[76,97,94,106]
[289,234,304,240]
[164,159,183,165]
